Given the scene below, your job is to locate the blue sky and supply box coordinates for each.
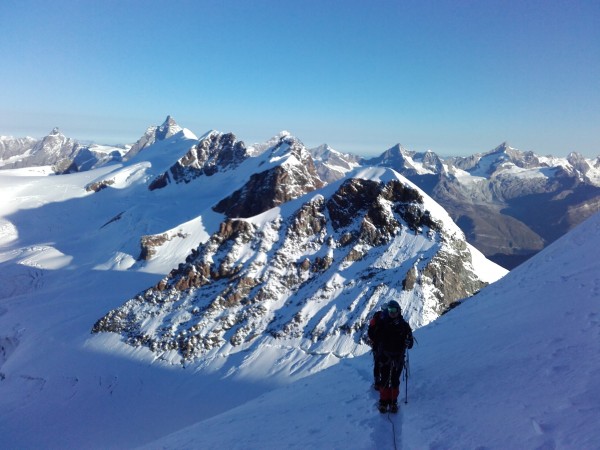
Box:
[1,0,599,157]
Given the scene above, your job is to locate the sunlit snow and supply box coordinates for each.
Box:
[0,130,596,449]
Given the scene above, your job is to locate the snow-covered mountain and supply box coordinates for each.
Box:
[309,143,362,183]
[0,117,598,447]
[92,166,500,372]
[123,115,183,161]
[0,128,125,173]
[363,143,445,177]
[4,120,599,270]
[0,135,37,164]
[358,142,600,269]
[0,114,504,448]
[68,119,499,374]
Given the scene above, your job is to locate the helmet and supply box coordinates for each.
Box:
[387,300,401,312]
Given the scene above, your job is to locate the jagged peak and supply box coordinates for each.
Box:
[264,131,306,148]
[388,143,408,153]
[488,142,532,161]
[309,143,338,158]
[489,142,512,154]
[418,149,443,164]
[247,131,298,157]
[123,117,187,160]
[279,132,303,147]
[478,142,524,164]
[156,115,183,140]
[567,151,590,173]
[371,143,413,164]
[41,128,72,145]
[161,115,177,127]
[416,148,439,157]
[259,132,306,160]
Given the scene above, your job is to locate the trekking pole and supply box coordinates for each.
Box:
[404,351,410,404]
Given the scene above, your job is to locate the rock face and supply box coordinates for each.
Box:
[85,179,115,192]
[213,134,325,218]
[139,232,189,261]
[149,131,248,190]
[92,169,493,368]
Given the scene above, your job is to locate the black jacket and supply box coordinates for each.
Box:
[368,311,413,355]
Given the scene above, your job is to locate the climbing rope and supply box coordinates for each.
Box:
[386,411,399,450]
[384,357,400,450]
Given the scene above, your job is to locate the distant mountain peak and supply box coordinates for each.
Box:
[124,116,184,160]
[308,144,362,183]
[492,141,510,152]
[363,143,422,175]
[387,143,408,154]
[162,115,176,126]
[156,115,182,140]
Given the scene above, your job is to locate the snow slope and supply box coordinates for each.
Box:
[143,211,600,449]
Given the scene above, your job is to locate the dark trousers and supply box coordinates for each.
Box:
[378,354,404,403]
[372,350,382,386]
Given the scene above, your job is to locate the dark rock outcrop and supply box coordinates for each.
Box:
[149,132,248,190]
[213,136,324,218]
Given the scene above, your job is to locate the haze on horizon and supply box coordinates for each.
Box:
[1,0,599,158]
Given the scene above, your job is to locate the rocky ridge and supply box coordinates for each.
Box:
[148,131,249,190]
[92,167,496,368]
